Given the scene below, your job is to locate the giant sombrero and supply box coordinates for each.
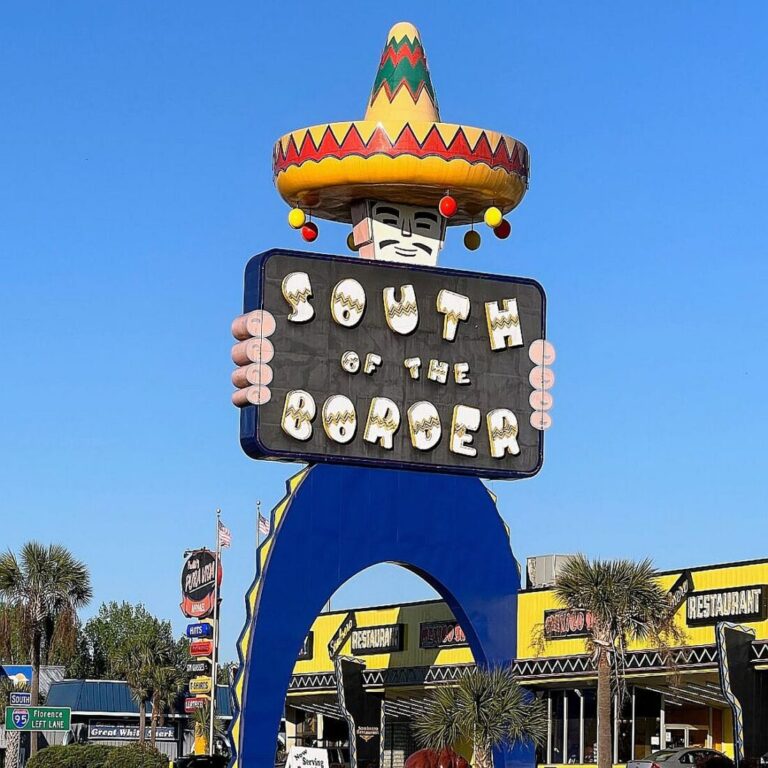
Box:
[274,21,530,229]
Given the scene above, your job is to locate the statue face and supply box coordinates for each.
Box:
[356,201,445,266]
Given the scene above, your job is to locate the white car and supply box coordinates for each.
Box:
[628,748,733,768]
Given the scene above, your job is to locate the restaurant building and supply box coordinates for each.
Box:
[280,556,768,766]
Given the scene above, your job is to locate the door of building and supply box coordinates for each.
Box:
[666,725,710,749]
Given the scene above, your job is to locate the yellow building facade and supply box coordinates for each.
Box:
[280,557,768,766]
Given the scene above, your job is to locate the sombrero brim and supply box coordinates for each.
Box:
[273,120,530,225]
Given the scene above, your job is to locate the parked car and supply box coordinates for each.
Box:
[174,755,229,768]
[628,748,734,768]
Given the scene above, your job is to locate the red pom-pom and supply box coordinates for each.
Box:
[301,222,318,242]
[493,219,511,239]
[439,195,458,218]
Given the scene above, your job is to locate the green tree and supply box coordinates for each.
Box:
[553,555,684,768]
[412,665,547,768]
[148,661,183,747]
[81,601,161,678]
[0,542,91,755]
[115,617,177,746]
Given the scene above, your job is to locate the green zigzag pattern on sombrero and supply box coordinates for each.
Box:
[370,36,436,104]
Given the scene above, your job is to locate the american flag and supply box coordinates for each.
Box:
[258,513,270,536]
[217,520,232,548]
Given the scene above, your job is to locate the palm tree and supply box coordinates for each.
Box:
[0,677,29,768]
[0,542,91,755]
[192,700,226,755]
[553,555,684,768]
[148,662,183,747]
[412,665,547,768]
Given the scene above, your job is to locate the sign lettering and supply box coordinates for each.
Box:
[419,620,467,649]
[239,251,546,479]
[350,624,404,655]
[686,585,768,626]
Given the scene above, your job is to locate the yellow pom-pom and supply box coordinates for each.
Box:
[346,232,360,252]
[484,206,503,228]
[464,230,481,251]
[288,208,306,229]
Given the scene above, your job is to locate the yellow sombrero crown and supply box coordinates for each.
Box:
[273,22,529,226]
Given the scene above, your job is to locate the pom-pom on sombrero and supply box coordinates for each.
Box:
[273,22,530,227]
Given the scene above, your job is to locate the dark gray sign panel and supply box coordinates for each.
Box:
[239,249,547,479]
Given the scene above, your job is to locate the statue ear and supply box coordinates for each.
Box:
[351,200,375,259]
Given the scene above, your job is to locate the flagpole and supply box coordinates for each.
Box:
[209,509,221,757]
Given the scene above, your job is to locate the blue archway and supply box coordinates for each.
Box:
[230,464,533,768]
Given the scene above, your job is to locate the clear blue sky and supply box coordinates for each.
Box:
[1,2,767,661]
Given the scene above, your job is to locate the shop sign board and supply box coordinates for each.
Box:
[5,706,71,732]
[189,676,212,695]
[543,608,594,639]
[89,723,175,741]
[686,585,768,626]
[9,692,31,705]
[328,612,356,659]
[186,660,211,675]
[297,631,314,661]
[184,697,208,713]
[239,250,547,480]
[180,549,222,619]
[189,639,214,657]
[286,747,330,768]
[419,620,467,649]
[350,623,404,655]
[667,570,695,614]
[186,621,214,638]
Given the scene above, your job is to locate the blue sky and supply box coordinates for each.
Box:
[1,2,767,661]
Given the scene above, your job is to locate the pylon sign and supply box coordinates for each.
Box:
[189,676,212,695]
[181,550,221,619]
[189,639,213,658]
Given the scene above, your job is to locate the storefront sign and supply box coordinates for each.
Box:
[328,612,356,659]
[186,621,213,638]
[189,676,212,695]
[5,706,70,732]
[186,660,211,675]
[184,697,208,713]
[286,746,330,768]
[686,585,768,626]
[239,250,546,480]
[351,623,404,655]
[189,639,214,657]
[667,570,694,614]
[297,631,314,661]
[419,620,467,649]
[89,723,175,741]
[180,549,222,619]
[543,608,594,639]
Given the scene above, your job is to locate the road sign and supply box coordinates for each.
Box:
[9,692,31,706]
[189,676,212,695]
[5,706,71,732]
[186,622,213,638]
[189,639,214,657]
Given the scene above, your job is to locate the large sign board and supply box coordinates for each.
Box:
[5,706,70,732]
[419,620,467,649]
[350,623,404,655]
[239,250,547,479]
[180,549,221,619]
[543,608,594,639]
[686,585,768,626]
[89,723,175,741]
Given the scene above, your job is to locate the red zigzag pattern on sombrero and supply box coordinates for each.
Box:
[273,124,530,178]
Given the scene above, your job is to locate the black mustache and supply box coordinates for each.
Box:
[377,239,434,256]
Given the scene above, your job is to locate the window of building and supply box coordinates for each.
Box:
[582,689,597,764]
[634,688,661,759]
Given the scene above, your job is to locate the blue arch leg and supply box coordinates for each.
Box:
[233,464,534,768]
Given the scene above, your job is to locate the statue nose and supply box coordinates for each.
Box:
[401,216,413,237]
